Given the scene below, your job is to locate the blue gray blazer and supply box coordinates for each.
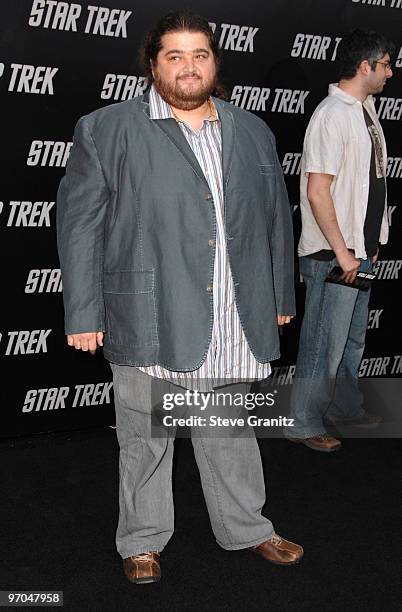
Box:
[56,92,295,370]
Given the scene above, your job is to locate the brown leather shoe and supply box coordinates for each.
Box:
[123,552,161,584]
[287,433,342,452]
[250,534,303,566]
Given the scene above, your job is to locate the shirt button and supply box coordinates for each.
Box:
[204,192,213,201]
[207,283,213,292]
[208,239,214,247]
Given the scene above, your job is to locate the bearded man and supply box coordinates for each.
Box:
[57,11,302,584]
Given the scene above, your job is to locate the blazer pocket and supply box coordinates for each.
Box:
[259,163,275,175]
[104,270,158,347]
[258,164,277,210]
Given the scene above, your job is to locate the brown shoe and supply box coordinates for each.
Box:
[250,534,303,566]
[123,552,161,584]
[287,433,342,452]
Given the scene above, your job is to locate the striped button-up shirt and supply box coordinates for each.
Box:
[137,85,271,391]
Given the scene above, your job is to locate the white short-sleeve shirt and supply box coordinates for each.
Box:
[298,84,389,259]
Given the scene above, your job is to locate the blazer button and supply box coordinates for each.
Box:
[208,239,214,247]
[207,283,213,292]
[204,192,213,201]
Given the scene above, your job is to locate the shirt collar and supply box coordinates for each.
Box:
[149,84,174,119]
[328,83,375,108]
[148,83,219,123]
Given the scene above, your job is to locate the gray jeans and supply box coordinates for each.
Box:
[110,364,274,558]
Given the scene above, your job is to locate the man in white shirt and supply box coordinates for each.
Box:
[284,29,394,452]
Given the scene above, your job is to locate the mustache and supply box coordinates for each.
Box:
[177,73,201,79]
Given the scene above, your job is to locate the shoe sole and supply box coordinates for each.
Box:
[127,576,161,584]
[252,550,304,566]
[286,437,341,452]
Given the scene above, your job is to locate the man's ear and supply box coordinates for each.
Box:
[150,60,155,80]
[359,59,372,76]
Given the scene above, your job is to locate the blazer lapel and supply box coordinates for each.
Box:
[152,118,210,189]
[214,99,236,190]
[140,92,236,192]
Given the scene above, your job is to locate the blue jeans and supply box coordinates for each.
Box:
[284,256,372,439]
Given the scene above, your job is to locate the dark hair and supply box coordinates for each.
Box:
[140,10,226,97]
[337,28,395,79]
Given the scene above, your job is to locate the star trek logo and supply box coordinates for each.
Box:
[281,153,302,175]
[0,201,54,227]
[25,269,62,293]
[367,309,384,329]
[27,141,73,166]
[28,1,132,37]
[352,0,402,7]
[291,34,342,61]
[0,329,52,355]
[231,87,309,113]
[359,355,402,377]
[22,382,113,412]
[101,74,147,100]
[387,158,402,178]
[373,260,402,279]
[376,98,402,120]
[209,22,259,52]
[0,62,58,94]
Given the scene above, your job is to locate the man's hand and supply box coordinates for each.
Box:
[67,332,104,355]
[277,315,294,326]
[336,249,360,284]
[372,247,379,264]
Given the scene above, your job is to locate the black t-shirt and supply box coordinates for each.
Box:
[307,106,386,261]
[362,107,386,257]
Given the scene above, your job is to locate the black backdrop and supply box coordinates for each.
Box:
[1,0,401,436]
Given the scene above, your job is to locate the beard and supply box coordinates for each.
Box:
[153,69,218,111]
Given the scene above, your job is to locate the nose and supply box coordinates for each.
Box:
[182,55,196,71]
[387,66,393,77]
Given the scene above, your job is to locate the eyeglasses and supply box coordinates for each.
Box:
[375,60,392,71]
